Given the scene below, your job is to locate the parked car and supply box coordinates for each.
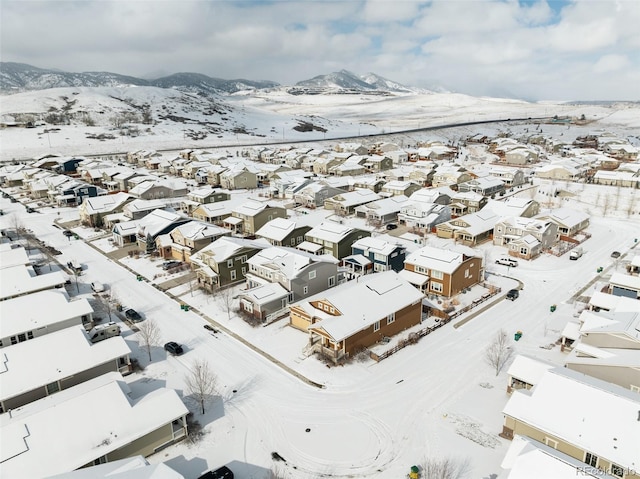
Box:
[124,308,143,322]
[91,281,105,293]
[506,289,519,301]
[569,247,583,260]
[63,230,74,237]
[611,251,621,258]
[385,223,398,230]
[198,466,234,479]
[164,341,184,356]
[162,260,182,270]
[496,257,518,267]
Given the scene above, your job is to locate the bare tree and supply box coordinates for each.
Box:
[9,214,24,241]
[626,194,637,218]
[485,329,513,376]
[136,319,161,362]
[216,286,236,321]
[601,193,612,216]
[420,457,470,479]
[184,358,218,415]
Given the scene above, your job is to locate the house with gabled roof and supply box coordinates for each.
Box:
[292,182,345,208]
[0,253,68,301]
[128,179,188,200]
[431,165,473,187]
[436,209,500,245]
[227,200,287,236]
[449,191,487,216]
[220,166,258,190]
[363,154,393,173]
[506,354,556,394]
[354,195,409,226]
[239,246,340,321]
[0,290,94,348]
[111,209,190,249]
[289,271,424,363]
[167,220,231,262]
[303,221,371,260]
[493,216,557,259]
[380,180,421,197]
[192,199,236,225]
[79,192,133,227]
[398,201,450,231]
[324,189,382,215]
[608,273,640,299]
[489,166,526,187]
[0,325,131,412]
[191,236,270,290]
[255,218,311,247]
[501,367,640,479]
[537,208,590,239]
[402,245,483,296]
[180,186,230,215]
[458,176,505,197]
[343,236,406,275]
[0,371,188,477]
[484,197,540,218]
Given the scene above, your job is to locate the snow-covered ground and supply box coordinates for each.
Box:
[2,90,640,478]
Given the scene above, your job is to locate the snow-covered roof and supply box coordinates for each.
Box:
[609,272,640,291]
[354,195,409,216]
[541,208,589,228]
[255,217,300,242]
[46,456,185,479]
[247,246,337,280]
[0,245,31,269]
[306,221,363,243]
[0,264,68,301]
[506,354,556,386]
[0,325,130,403]
[485,197,537,217]
[588,291,640,313]
[0,289,92,340]
[0,372,188,478]
[193,236,270,262]
[327,189,381,207]
[305,271,424,342]
[405,245,470,274]
[171,220,229,241]
[239,282,289,306]
[81,192,132,215]
[351,236,403,256]
[579,309,640,339]
[233,199,280,216]
[502,367,640,469]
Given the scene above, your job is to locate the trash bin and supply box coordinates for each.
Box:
[136,275,143,281]
[514,331,523,341]
[409,466,420,479]
[180,304,185,310]
[183,305,189,312]
[597,266,603,273]
[550,305,556,312]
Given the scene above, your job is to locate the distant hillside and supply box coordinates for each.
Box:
[0,63,279,95]
[293,69,429,94]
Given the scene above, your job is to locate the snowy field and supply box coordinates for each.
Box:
[1,92,640,478]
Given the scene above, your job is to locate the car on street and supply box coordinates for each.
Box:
[506,289,519,301]
[496,257,518,267]
[162,260,182,270]
[124,308,143,322]
[198,466,234,479]
[611,251,621,258]
[90,281,105,293]
[63,230,73,237]
[164,341,184,356]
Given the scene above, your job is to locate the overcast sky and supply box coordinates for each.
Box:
[2,0,639,101]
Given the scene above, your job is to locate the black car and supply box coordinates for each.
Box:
[385,223,398,230]
[611,251,621,258]
[124,308,143,322]
[164,342,184,355]
[63,230,74,237]
[198,466,234,479]
[506,289,519,301]
[162,260,182,270]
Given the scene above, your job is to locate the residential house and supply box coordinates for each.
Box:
[534,162,583,181]
[312,154,348,175]
[0,325,131,412]
[457,176,505,197]
[501,367,640,479]
[123,198,179,220]
[484,197,540,218]
[180,186,230,215]
[0,372,188,477]
[239,247,339,321]
[355,195,409,226]
[303,222,371,260]
[402,245,483,296]
[593,170,640,188]
[342,236,406,276]
[57,182,104,206]
[436,209,500,245]
[352,175,386,193]
[0,248,68,301]
[380,180,422,197]
[167,221,231,262]
[397,201,451,231]
[489,166,526,187]
[493,217,558,259]
[363,154,393,173]
[506,355,556,394]
[111,209,190,249]
[292,182,345,208]
[227,200,287,236]
[0,289,94,348]
[255,218,311,247]
[431,165,473,188]
[190,236,270,290]
[128,179,188,200]
[79,192,132,227]
[289,271,424,363]
[537,208,590,239]
[608,273,640,299]
[220,166,258,190]
[191,200,235,225]
[449,191,488,216]
[324,189,382,215]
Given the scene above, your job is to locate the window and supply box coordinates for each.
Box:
[543,437,558,449]
[328,276,335,287]
[373,321,380,332]
[430,281,443,293]
[291,238,296,245]
[610,463,624,478]
[227,258,234,268]
[46,381,60,395]
[241,267,246,275]
[631,384,640,393]
[297,236,303,244]
[323,304,329,311]
[240,255,247,263]
[415,266,426,274]
[584,452,598,468]
[464,268,470,278]
[230,270,237,280]
[387,313,395,325]
[10,336,17,345]
[309,270,316,280]
[17,333,26,343]
[431,270,443,280]
[520,247,528,255]
[27,331,33,340]
[303,285,308,295]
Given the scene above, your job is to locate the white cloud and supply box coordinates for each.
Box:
[1,0,639,101]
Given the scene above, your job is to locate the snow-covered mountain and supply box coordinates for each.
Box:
[293,69,424,94]
[0,63,279,95]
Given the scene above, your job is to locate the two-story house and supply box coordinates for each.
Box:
[493,217,558,259]
[227,200,288,236]
[342,236,406,276]
[402,245,483,296]
[255,218,312,247]
[166,221,231,262]
[354,195,409,226]
[302,222,371,260]
[324,189,382,216]
[436,209,500,245]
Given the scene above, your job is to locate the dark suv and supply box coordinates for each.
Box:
[506,289,519,301]
[164,342,184,355]
[124,308,143,322]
